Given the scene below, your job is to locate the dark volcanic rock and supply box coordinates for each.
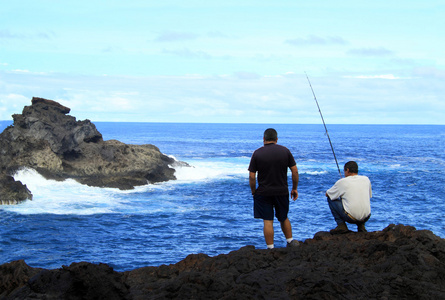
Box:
[10,97,102,156]
[1,261,129,300]
[1,224,444,299]
[0,97,182,201]
[0,174,32,204]
[0,260,42,299]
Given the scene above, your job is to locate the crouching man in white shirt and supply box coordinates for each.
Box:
[326,161,372,234]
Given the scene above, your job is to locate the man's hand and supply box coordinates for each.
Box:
[291,189,298,201]
[290,165,299,201]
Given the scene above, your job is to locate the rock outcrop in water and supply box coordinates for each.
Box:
[0,174,32,204]
[1,224,444,299]
[0,97,181,203]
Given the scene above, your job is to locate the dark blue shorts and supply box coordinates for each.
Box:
[253,194,289,222]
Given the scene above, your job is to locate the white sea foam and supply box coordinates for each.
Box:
[173,159,247,182]
[7,168,126,215]
[5,159,329,215]
[302,170,328,175]
[5,160,248,215]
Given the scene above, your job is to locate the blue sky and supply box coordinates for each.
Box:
[1,1,444,124]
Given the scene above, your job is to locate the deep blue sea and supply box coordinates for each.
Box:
[0,122,444,271]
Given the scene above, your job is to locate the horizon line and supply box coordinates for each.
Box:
[1,120,444,126]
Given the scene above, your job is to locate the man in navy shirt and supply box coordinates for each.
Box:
[248,128,300,249]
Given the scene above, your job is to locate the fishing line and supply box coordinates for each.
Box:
[305,72,342,177]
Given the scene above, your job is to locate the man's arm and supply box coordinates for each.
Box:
[290,165,299,200]
[326,179,341,200]
[249,172,257,195]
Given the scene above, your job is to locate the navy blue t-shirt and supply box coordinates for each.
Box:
[248,143,296,196]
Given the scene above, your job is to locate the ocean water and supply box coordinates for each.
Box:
[0,122,444,271]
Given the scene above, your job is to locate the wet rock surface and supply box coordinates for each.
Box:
[1,224,444,299]
[0,97,181,202]
[0,175,32,204]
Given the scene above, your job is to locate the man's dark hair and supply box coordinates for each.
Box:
[264,128,278,141]
[344,161,358,173]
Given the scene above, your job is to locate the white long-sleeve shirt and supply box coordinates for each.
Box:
[326,175,372,221]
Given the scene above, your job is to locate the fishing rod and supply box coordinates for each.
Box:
[305,72,342,178]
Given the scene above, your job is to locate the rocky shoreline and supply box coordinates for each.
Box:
[0,97,184,204]
[1,224,444,299]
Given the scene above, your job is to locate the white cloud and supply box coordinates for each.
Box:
[154,30,232,43]
[0,29,24,39]
[60,90,140,121]
[412,67,445,79]
[161,48,212,59]
[347,47,394,57]
[344,74,402,79]
[285,35,348,46]
[0,29,54,40]
[1,66,444,124]
[10,69,47,75]
[0,94,30,119]
[154,31,199,42]
[234,71,261,80]
[206,31,230,39]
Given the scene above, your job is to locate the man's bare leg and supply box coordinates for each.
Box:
[263,220,274,247]
[280,218,292,239]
